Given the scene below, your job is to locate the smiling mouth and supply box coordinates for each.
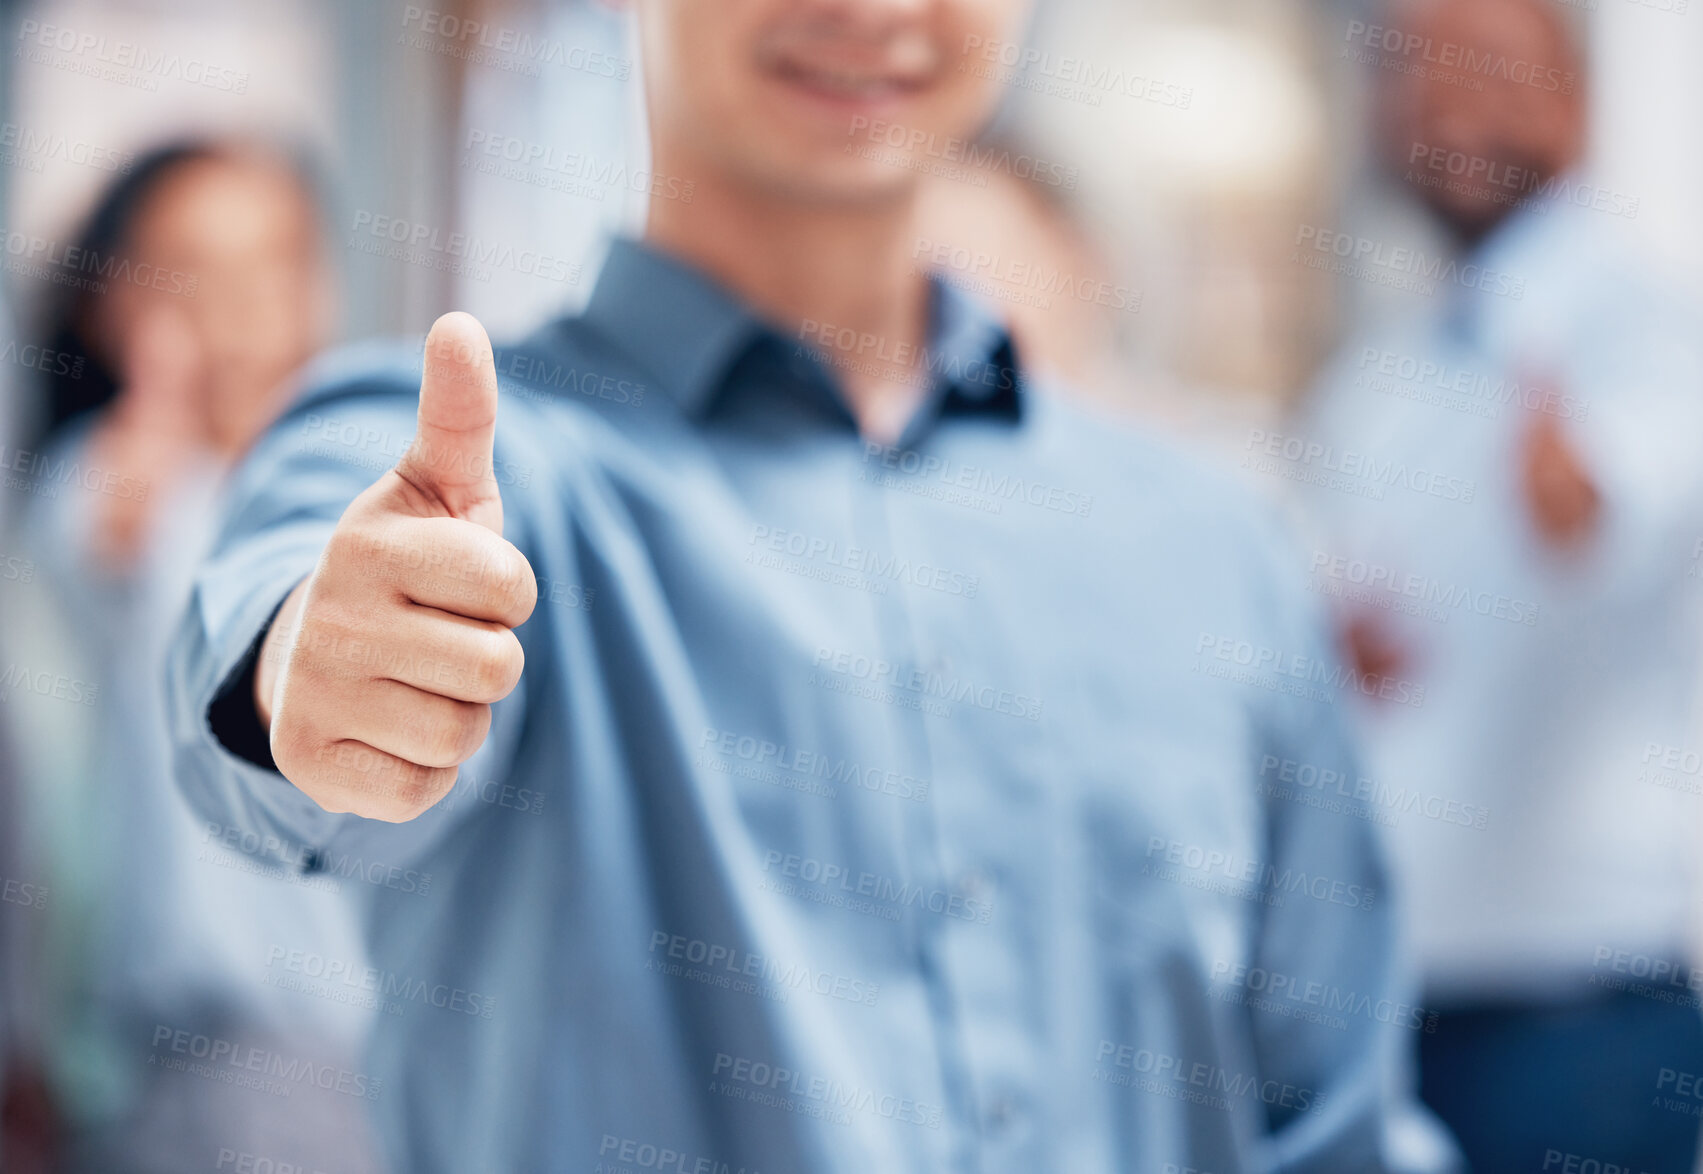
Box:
[767,56,933,105]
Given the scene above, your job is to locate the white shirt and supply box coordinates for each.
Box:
[22,431,375,1123]
[1302,191,1703,1001]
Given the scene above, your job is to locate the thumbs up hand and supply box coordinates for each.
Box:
[256,313,537,822]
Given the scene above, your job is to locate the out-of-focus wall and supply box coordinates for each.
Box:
[1010,0,1335,400]
[451,0,643,336]
[1590,0,1703,292]
[6,0,338,236]
[2,0,516,350]
[930,0,1703,451]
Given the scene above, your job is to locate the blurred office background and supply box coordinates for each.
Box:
[0,0,1700,1170]
[4,0,1696,417]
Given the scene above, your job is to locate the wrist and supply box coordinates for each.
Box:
[254,579,310,731]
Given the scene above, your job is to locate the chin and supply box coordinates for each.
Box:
[742,143,922,208]
[1427,193,1510,242]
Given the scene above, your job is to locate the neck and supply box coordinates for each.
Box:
[645,146,934,444]
[1447,215,1500,253]
[1441,154,1581,251]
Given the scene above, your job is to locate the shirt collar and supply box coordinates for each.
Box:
[579,236,763,418]
[1440,173,1584,350]
[578,236,1024,430]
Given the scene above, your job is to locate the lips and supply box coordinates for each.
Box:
[768,55,932,103]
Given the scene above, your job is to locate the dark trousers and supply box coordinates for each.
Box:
[1420,990,1703,1174]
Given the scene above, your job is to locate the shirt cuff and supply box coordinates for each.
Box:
[205,588,293,772]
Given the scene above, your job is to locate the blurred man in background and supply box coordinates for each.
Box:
[15,142,382,1173]
[163,0,1441,1170]
[1304,0,1703,1168]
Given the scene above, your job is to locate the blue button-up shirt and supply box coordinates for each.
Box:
[169,238,1416,1174]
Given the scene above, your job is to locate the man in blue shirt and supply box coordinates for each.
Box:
[169,1,1438,1169]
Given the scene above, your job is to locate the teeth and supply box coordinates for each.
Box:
[782,60,913,96]
[809,70,877,91]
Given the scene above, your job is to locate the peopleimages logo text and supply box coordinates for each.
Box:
[1343,19,1575,94]
[1294,225,1526,299]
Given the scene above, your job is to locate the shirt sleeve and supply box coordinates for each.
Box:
[165,348,532,877]
[1238,515,1460,1174]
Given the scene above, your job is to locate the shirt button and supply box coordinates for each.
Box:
[986,1094,1019,1132]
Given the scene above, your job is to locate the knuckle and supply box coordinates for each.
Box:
[275,721,452,822]
[311,740,451,821]
[484,548,522,597]
[452,703,493,763]
[419,717,463,768]
[291,611,380,685]
[513,569,539,623]
[271,712,323,777]
[325,518,389,573]
[320,529,411,615]
[421,702,488,767]
[481,550,530,618]
[470,630,524,699]
[384,764,457,821]
[316,740,381,792]
[500,550,538,620]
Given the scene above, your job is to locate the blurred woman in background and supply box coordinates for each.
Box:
[12,141,383,1173]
